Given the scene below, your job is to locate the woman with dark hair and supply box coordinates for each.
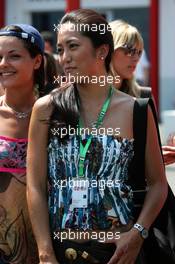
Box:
[0,24,44,263]
[27,9,167,264]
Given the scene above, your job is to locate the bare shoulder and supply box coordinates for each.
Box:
[112,89,136,111]
[32,94,54,120]
[109,90,136,139]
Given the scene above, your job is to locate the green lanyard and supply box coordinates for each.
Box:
[78,86,114,177]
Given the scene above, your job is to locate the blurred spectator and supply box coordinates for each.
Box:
[41,30,60,61]
[43,51,58,95]
[41,31,65,89]
[41,31,55,54]
[134,49,150,86]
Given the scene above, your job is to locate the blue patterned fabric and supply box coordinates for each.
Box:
[48,135,134,232]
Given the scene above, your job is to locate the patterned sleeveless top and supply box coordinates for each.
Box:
[48,134,134,232]
[0,135,27,174]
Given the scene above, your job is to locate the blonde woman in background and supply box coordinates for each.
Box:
[109,20,151,98]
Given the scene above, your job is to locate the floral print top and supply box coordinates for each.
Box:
[48,134,134,232]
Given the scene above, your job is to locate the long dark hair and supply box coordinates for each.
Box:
[50,9,114,140]
[1,25,45,97]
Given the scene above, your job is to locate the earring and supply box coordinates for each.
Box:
[101,56,104,60]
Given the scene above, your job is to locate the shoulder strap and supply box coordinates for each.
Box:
[131,97,162,189]
[139,87,152,98]
[130,98,149,189]
[130,97,164,218]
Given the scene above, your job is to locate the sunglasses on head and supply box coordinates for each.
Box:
[120,44,142,57]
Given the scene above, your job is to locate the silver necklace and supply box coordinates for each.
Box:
[3,101,32,119]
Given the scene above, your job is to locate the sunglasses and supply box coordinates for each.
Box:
[120,44,142,57]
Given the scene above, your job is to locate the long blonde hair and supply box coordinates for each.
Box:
[109,20,144,97]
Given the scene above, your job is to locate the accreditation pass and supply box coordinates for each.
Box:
[71,178,88,208]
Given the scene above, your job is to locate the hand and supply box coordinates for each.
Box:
[105,228,144,264]
[162,145,175,165]
[167,132,175,146]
